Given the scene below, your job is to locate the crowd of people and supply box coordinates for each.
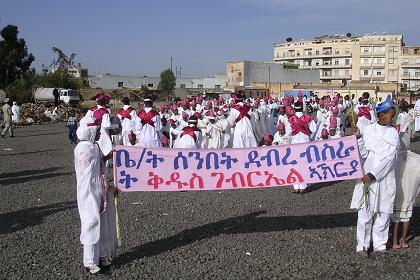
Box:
[73,90,420,274]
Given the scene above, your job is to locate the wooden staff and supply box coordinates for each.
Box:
[114,194,122,246]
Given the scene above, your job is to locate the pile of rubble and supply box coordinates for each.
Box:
[20,103,84,125]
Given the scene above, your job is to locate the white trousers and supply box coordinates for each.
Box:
[83,243,99,267]
[356,209,390,252]
[293,183,307,190]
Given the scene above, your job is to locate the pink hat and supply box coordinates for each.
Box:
[321,128,328,136]
[182,111,189,120]
[171,103,178,111]
[263,133,272,143]
[331,106,339,114]
[277,122,285,131]
[161,135,169,146]
[206,111,216,119]
[193,112,202,119]
[96,91,111,102]
[278,106,286,113]
[329,117,337,129]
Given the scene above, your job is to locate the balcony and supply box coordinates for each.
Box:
[401,75,420,80]
[360,76,385,81]
[317,63,352,69]
[360,52,386,57]
[359,63,385,68]
[274,52,352,61]
[401,63,420,68]
[320,74,352,80]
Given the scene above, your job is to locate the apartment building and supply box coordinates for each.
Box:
[400,46,420,90]
[273,34,403,85]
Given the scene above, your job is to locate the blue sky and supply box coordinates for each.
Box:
[2,0,420,77]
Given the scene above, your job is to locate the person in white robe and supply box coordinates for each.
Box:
[355,94,377,133]
[391,150,420,249]
[117,97,137,146]
[414,97,420,131]
[169,119,182,148]
[218,109,232,148]
[11,102,20,123]
[350,96,399,254]
[396,104,412,151]
[135,97,162,147]
[408,105,418,139]
[175,116,204,149]
[227,94,257,148]
[272,122,290,145]
[206,111,224,149]
[74,118,117,274]
[85,92,118,157]
[289,101,317,193]
[250,106,266,144]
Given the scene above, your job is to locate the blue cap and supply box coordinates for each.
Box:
[375,95,394,113]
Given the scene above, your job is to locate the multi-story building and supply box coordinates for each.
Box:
[273,34,403,85]
[400,46,420,90]
[226,60,319,89]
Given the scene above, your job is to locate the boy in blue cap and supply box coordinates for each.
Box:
[351,95,399,255]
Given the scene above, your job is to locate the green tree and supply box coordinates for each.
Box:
[0,25,35,88]
[157,69,176,100]
[35,69,80,89]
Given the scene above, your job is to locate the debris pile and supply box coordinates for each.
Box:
[20,103,84,124]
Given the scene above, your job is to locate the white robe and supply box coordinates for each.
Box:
[85,105,116,156]
[174,125,204,149]
[355,105,376,133]
[74,125,118,259]
[218,116,232,148]
[11,104,20,123]
[250,109,266,144]
[272,132,290,145]
[135,107,162,148]
[396,112,412,151]
[350,122,399,213]
[415,99,420,131]
[228,103,257,148]
[117,105,137,146]
[206,121,224,149]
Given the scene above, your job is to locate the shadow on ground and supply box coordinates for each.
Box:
[0,201,77,234]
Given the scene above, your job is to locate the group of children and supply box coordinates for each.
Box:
[74,90,420,273]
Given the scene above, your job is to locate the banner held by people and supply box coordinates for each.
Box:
[113,136,363,192]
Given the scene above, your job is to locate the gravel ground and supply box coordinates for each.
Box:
[1,123,420,280]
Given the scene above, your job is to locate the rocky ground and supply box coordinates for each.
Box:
[1,123,420,280]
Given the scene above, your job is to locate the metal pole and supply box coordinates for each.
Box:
[170,57,173,72]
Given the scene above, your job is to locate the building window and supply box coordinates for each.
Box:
[416,72,420,77]
[147,84,153,87]
[215,85,221,89]
[363,70,369,76]
[345,48,350,54]
[403,70,409,77]
[308,61,312,66]
[363,59,369,64]
[376,71,383,76]
[345,70,350,76]
[335,50,340,54]
[198,84,203,89]
[388,58,395,64]
[403,59,409,65]
[416,58,420,65]
[238,72,242,77]
[335,60,339,65]
[334,70,339,76]
[345,59,350,65]
[316,50,320,55]
[118,82,124,87]
[180,84,186,89]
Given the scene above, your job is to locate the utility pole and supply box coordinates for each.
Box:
[170,57,173,72]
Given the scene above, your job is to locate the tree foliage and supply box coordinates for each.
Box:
[35,69,81,89]
[0,25,35,89]
[157,69,176,100]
